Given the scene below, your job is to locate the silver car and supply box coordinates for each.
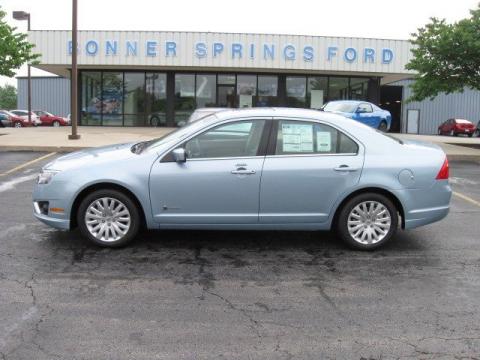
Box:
[33,108,451,250]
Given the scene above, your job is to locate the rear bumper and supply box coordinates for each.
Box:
[394,180,452,230]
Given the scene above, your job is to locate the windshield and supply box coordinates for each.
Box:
[323,102,358,113]
[146,113,219,150]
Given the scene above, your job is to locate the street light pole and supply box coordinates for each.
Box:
[12,11,32,124]
[27,14,31,126]
[68,0,80,140]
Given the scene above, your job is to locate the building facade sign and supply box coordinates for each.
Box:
[67,39,395,65]
[29,31,413,74]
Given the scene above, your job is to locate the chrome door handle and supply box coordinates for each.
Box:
[334,165,359,172]
[231,169,256,175]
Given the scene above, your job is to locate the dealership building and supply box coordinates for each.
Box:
[18,30,480,133]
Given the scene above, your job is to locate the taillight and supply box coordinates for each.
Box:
[436,158,449,180]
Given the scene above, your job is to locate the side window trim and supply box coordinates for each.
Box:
[160,118,273,162]
[267,118,360,157]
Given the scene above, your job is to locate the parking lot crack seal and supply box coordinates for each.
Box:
[204,289,263,339]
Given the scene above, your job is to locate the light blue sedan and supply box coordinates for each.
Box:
[33,108,451,250]
[323,100,392,131]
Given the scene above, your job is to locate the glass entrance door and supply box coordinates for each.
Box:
[217,85,236,108]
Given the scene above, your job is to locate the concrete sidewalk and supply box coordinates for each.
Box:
[1,126,479,160]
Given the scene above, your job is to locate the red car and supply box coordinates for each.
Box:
[438,118,476,137]
[0,110,33,127]
[33,110,70,127]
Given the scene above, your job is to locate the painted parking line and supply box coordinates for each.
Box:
[0,152,56,177]
[453,191,480,208]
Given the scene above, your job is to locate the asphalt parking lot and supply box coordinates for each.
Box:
[0,151,479,360]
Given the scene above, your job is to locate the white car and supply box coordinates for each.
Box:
[10,110,42,126]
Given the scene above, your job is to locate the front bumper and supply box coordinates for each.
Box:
[33,206,70,230]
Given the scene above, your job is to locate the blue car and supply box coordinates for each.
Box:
[323,100,391,131]
[33,108,450,250]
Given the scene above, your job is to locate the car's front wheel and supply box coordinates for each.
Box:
[77,189,140,247]
[337,193,398,250]
[14,121,23,128]
[52,120,60,127]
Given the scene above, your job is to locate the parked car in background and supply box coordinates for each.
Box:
[0,110,13,127]
[33,110,70,127]
[475,121,480,137]
[322,101,392,132]
[0,110,33,127]
[33,108,451,251]
[10,110,42,126]
[438,118,476,137]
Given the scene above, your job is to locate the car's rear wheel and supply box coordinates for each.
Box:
[52,120,60,127]
[378,120,388,132]
[14,121,23,128]
[77,189,140,247]
[337,193,398,250]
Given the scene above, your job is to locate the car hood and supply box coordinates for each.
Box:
[44,142,139,171]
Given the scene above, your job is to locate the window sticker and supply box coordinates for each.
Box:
[316,131,332,152]
[282,123,313,152]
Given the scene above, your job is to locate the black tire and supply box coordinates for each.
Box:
[378,120,388,132]
[438,129,442,135]
[77,189,140,247]
[468,133,473,137]
[449,130,455,136]
[14,121,23,128]
[52,120,60,127]
[336,192,399,250]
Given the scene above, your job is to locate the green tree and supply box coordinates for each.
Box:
[406,5,480,101]
[0,7,39,77]
[0,84,17,109]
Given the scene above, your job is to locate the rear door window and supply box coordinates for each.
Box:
[274,120,358,155]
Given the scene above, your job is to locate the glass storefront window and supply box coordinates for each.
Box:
[307,77,328,109]
[349,78,370,100]
[256,76,278,107]
[196,74,216,108]
[146,72,167,127]
[101,72,123,126]
[218,74,235,85]
[81,72,102,125]
[174,74,195,126]
[286,76,306,107]
[237,75,257,108]
[328,77,349,101]
[123,72,145,126]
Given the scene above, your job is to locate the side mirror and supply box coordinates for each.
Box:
[172,148,187,163]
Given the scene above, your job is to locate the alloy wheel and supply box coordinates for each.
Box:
[84,197,131,242]
[347,201,391,245]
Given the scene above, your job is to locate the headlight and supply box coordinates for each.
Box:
[37,170,59,184]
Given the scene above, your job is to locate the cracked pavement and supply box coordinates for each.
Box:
[0,152,480,359]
